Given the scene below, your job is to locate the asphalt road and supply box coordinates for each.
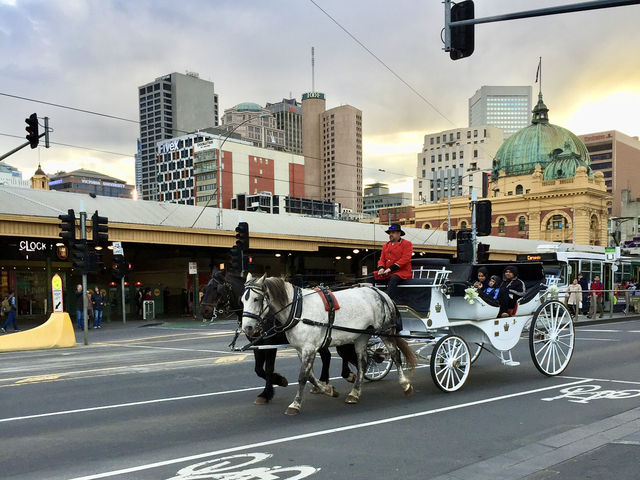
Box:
[1,318,639,480]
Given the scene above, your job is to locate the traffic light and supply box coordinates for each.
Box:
[58,209,76,245]
[456,229,473,263]
[112,254,127,280]
[230,245,243,273]
[71,239,89,273]
[87,251,104,272]
[450,0,475,60]
[476,200,492,236]
[25,113,39,149]
[235,222,249,251]
[91,210,109,246]
[447,229,457,241]
[477,243,490,263]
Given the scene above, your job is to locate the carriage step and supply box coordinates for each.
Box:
[499,351,520,367]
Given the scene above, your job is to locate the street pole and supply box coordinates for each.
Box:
[471,188,477,264]
[80,209,88,345]
[447,169,452,242]
[121,276,126,324]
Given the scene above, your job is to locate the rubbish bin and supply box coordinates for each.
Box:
[143,300,155,320]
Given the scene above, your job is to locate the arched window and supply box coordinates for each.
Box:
[460,221,468,229]
[498,218,506,233]
[518,216,526,232]
[515,184,523,195]
[423,223,431,229]
[441,222,449,231]
[546,214,567,230]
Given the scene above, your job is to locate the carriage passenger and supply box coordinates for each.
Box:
[375,224,413,302]
[473,267,490,291]
[484,275,501,300]
[497,265,526,317]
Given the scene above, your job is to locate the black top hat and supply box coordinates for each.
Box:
[385,224,405,236]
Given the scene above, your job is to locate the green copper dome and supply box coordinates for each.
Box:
[234,102,263,112]
[492,93,592,180]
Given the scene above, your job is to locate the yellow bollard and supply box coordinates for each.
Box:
[0,312,76,352]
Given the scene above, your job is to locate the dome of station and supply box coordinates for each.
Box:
[234,102,263,112]
[492,93,592,180]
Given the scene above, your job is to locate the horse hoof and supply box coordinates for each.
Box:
[403,385,414,396]
[345,394,359,404]
[310,385,321,394]
[254,396,269,405]
[329,386,340,398]
[285,407,300,416]
[279,378,288,387]
[345,372,356,383]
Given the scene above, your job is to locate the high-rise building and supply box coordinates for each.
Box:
[301,92,363,213]
[363,183,412,217]
[266,98,303,154]
[220,103,285,150]
[0,161,29,188]
[579,130,640,216]
[137,72,218,201]
[414,126,503,204]
[469,86,532,137]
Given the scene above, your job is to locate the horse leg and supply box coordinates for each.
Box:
[253,350,272,405]
[382,337,415,396]
[345,338,367,404]
[336,344,356,383]
[311,347,339,397]
[285,349,317,415]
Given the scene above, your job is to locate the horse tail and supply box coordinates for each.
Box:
[392,337,417,372]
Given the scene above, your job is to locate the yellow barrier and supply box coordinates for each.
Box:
[0,312,76,352]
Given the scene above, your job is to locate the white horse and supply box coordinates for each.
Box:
[241,274,417,415]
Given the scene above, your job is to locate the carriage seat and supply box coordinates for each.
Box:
[518,283,544,305]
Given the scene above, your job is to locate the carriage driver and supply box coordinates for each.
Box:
[375,224,413,302]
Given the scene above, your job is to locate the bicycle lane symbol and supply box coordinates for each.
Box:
[541,384,640,404]
[166,452,320,480]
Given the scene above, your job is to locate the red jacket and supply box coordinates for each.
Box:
[375,238,413,280]
[590,281,603,298]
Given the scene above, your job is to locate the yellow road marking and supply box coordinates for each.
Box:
[15,374,65,384]
[214,354,249,364]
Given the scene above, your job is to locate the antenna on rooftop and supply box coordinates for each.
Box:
[311,46,315,92]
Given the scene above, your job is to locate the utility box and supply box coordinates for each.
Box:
[143,300,155,321]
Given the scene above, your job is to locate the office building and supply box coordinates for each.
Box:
[0,161,29,188]
[48,169,134,198]
[220,103,285,150]
[363,183,412,217]
[301,92,363,213]
[266,98,303,154]
[231,192,339,218]
[137,71,219,201]
[469,86,532,137]
[579,130,640,217]
[414,126,503,203]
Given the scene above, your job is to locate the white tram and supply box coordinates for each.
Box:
[366,258,575,392]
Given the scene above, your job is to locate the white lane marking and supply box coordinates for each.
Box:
[575,338,619,342]
[67,378,592,480]
[562,376,640,386]
[579,329,621,333]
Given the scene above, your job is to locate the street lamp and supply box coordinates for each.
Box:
[218,112,272,209]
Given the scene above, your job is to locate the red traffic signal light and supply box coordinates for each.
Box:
[25,113,39,149]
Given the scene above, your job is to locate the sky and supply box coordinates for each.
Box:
[1,0,639,195]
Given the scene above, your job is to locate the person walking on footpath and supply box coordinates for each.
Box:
[1,291,18,333]
[91,287,105,329]
[75,284,84,330]
[566,278,582,318]
[589,275,604,319]
[86,291,94,328]
[577,273,590,315]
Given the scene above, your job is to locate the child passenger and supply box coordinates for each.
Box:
[484,275,501,300]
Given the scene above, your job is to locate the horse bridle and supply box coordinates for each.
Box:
[241,282,303,336]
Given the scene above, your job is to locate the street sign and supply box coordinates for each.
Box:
[51,274,64,312]
[112,241,124,256]
[188,261,198,274]
[605,247,616,261]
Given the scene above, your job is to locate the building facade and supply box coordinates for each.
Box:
[579,130,640,217]
[221,102,285,150]
[48,169,133,198]
[231,192,339,218]
[137,72,219,201]
[266,98,303,154]
[0,161,29,188]
[363,183,413,217]
[469,86,532,137]
[414,125,503,204]
[301,92,363,213]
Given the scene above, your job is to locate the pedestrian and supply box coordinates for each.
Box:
[622,280,632,314]
[136,288,143,318]
[91,287,105,328]
[1,291,18,333]
[589,275,604,319]
[75,284,84,329]
[497,265,526,317]
[577,272,589,315]
[566,278,582,318]
[86,291,94,327]
[374,224,413,302]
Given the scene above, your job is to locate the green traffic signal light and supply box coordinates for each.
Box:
[25,113,39,149]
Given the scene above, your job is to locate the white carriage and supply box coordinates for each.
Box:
[367,258,575,392]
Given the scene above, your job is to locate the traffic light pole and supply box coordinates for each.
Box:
[0,133,46,162]
[121,277,126,324]
[80,210,89,345]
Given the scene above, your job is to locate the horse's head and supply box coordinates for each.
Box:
[201,270,227,320]
[241,273,270,338]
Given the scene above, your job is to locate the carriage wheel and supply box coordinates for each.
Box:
[364,336,393,381]
[430,334,471,392]
[470,342,484,364]
[529,300,575,376]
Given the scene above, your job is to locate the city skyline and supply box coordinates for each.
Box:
[1,0,639,196]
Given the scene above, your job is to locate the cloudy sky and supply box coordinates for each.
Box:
[1,0,639,193]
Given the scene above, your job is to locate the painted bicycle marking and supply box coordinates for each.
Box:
[542,384,640,404]
[167,452,319,480]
